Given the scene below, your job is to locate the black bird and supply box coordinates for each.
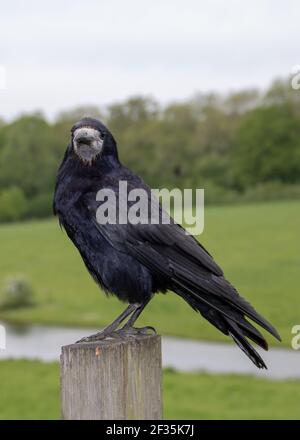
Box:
[53,117,281,369]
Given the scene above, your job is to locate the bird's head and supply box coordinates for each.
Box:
[71,117,117,165]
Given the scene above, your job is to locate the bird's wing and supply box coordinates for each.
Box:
[83,182,223,274]
[83,188,280,349]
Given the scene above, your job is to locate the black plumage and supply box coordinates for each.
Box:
[53,117,281,369]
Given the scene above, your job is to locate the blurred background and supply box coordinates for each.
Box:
[0,0,299,419]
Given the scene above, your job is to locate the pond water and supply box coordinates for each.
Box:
[0,322,299,380]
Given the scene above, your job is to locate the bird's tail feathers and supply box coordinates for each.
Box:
[173,280,273,369]
[223,316,267,369]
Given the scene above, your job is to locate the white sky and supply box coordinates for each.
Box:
[0,0,299,120]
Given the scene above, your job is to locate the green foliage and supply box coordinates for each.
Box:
[233,104,300,188]
[0,275,35,309]
[0,187,28,222]
[242,182,300,203]
[0,114,63,197]
[27,192,53,219]
[0,77,299,222]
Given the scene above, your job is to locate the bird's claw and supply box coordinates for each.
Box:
[76,331,108,343]
[119,325,157,337]
[76,325,156,343]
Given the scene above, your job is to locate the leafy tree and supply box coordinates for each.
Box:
[0,76,299,222]
[233,103,300,189]
[0,187,28,222]
[0,115,59,196]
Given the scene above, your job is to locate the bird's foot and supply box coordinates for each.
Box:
[76,330,109,343]
[114,325,157,339]
[76,325,156,343]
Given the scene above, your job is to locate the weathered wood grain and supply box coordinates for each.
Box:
[60,334,162,420]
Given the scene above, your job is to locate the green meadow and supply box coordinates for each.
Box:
[0,360,299,419]
[0,200,298,347]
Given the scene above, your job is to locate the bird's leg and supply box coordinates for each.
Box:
[76,303,140,343]
[114,297,156,337]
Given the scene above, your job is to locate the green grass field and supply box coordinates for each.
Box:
[0,360,299,420]
[0,200,298,346]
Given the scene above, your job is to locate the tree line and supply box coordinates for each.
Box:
[0,77,299,222]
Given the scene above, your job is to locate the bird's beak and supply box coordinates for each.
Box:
[73,127,103,164]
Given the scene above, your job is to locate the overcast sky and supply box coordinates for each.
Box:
[0,0,299,120]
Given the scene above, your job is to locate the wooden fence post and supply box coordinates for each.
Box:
[60,334,162,420]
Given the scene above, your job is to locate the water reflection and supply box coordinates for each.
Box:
[0,321,299,380]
